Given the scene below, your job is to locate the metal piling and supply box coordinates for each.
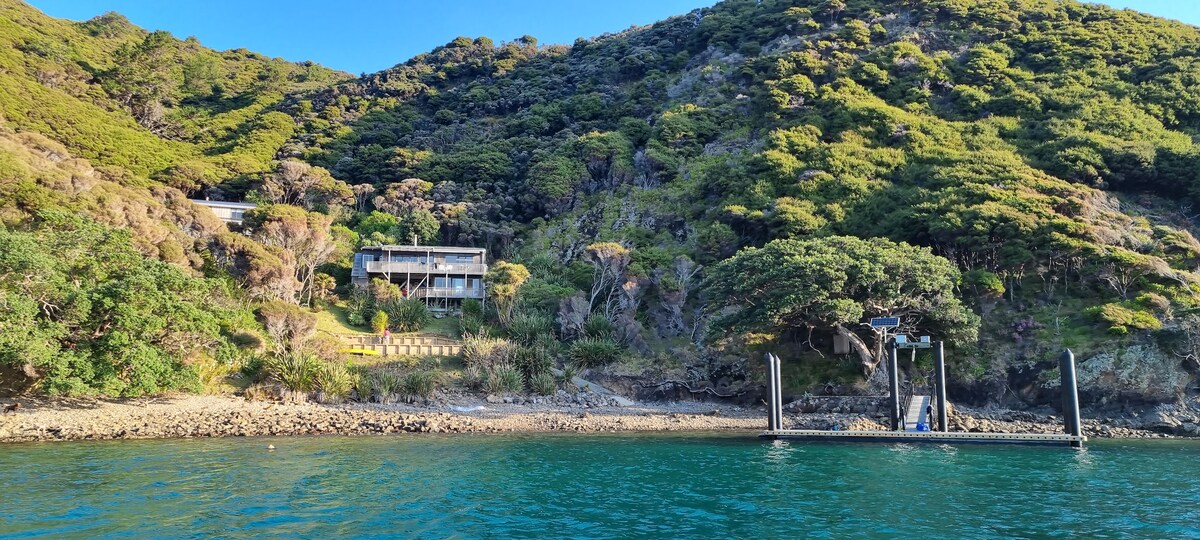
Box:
[935,341,948,432]
[888,341,901,431]
[1059,349,1083,448]
[764,353,776,431]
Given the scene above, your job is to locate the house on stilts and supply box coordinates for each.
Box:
[351,243,487,312]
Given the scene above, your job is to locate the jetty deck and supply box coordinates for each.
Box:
[759,429,1087,446]
[759,347,1087,447]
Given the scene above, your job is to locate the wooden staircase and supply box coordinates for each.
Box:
[341,335,461,357]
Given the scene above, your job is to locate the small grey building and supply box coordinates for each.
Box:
[352,244,488,311]
[191,199,257,226]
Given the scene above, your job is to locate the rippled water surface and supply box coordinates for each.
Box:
[1,434,1198,538]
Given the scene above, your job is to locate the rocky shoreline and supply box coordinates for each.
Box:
[0,395,770,443]
[946,404,1200,439]
[0,394,1196,443]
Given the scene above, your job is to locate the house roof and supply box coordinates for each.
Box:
[190,199,258,209]
[361,245,487,254]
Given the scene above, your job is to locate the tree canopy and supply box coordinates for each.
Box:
[707,236,980,371]
[0,212,251,396]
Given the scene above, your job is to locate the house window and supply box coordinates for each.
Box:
[434,277,448,288]
[445,254,475,264]
[451,278,466,289]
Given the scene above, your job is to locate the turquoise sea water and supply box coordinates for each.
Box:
[1,434,1198,539]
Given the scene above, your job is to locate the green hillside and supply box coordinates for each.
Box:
[3,0,1200,404]
[0,0,346,180]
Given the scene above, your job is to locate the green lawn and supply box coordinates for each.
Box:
[316,303,369,336]
[419,316,460,338]
[316,302,461,339]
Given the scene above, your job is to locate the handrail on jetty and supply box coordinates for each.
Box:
[759,345,1085,448]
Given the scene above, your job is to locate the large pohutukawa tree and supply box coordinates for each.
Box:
[706,236,979,375]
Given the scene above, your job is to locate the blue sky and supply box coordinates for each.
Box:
[1101,1,1200,26]
[26,1,1200,75]
[28,0,718,74]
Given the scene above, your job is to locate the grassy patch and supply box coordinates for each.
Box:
[315,303,459,338]
[418,316,460,338]
[315,303,368,336]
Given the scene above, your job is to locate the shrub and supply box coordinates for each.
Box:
[193,355,237,394]
[401,370,440,400]
[1136,293,1171,316]
[460,312,485,337]
[513,344,553,378]
[560,364,579,389]
[347,287,370,326]
[394,355,425,369]
[257,301,318,352]
[387,298,431,332]
[568,338,621,368]
[517,276,575,314]
[352,371,374,402]
[486,363,524,394]
[316,362,354,402]
[461,364,486,390]
[240,354,266,380]
[371,310,389,334]
[461,335,514,369]
[1086,303,1162,334]
[371,370,402,402]
[462,298,484,320]
[963,269,1005,298]
[535,332,562,357]
[507,311,554,345]
[583,315,616,340]
[265,351,320,392]
[529,371,557,396]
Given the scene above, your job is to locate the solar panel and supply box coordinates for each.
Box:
[870,317,900,328]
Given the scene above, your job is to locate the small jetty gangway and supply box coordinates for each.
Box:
[760,342,1086,448]
[904,394,931,431]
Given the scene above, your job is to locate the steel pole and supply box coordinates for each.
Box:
[772,353,784,431]
[935,341,948,432]
[764,353,777,432]
[888,341,901,431]
[1059,349,1083,448]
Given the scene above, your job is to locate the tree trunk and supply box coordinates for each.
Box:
[836,324,879,375]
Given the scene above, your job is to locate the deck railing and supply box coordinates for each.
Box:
[364,261,488,274]
[411,287,485,299]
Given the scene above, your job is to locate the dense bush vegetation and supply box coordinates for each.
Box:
[568,338,623,368]
[0,212,254,396]
[7,0,1200,399]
